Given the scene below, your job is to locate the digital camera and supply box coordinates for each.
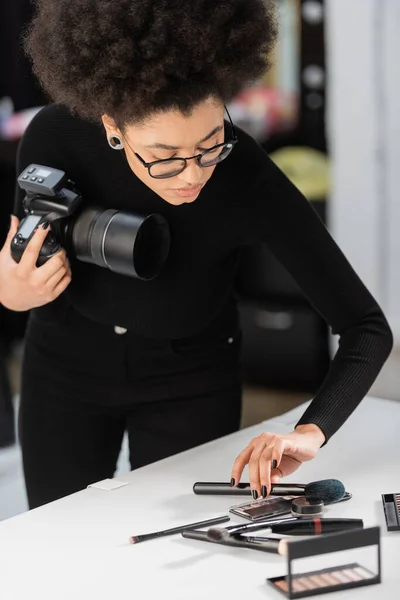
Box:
[12,164,170,280]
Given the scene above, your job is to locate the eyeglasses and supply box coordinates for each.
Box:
[126,107,238,179]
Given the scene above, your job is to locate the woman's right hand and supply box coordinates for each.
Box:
[0,215,72,311]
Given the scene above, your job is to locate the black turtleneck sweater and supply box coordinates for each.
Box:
[14,104,393,442]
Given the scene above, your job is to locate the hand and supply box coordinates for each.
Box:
[230,424,325,499]
[0,215,72,311]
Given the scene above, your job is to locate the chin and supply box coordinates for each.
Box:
[166,198,198,206]
[161,192,202,206]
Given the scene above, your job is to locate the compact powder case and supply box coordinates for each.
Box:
[291,497,324,518]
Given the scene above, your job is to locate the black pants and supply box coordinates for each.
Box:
[19,305,242,509]
[0,338,15,448]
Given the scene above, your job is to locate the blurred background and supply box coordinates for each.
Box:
[1,0,399,520]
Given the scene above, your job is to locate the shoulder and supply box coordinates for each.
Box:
[218,122,278,187]
[21,104,102,147]
[216,123,310,233]
[16,104,105,181]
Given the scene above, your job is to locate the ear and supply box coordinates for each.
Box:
[101,114,120,137]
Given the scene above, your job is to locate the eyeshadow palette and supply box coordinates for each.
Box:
[381,493,400,531]
[266,526,381,599]
[229,496,295,520]
[268,563,378,597]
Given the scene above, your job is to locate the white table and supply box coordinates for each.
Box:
[0,396,399,599]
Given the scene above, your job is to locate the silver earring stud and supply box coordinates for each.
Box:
[107,134,124,150]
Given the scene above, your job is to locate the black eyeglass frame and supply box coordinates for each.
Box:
[129,106,238,179]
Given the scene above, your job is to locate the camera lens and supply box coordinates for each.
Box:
[70,207,170,279]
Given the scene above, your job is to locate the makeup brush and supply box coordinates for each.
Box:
[193,479,346,503]
[129,515,230,544]
[182,529,290,556]
[207,517,364,542]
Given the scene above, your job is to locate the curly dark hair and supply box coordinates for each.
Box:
[25,0,277,128]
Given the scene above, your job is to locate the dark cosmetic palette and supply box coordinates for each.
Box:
[381,493,400,531]
[266,527,381,598]
[269,563,377,597]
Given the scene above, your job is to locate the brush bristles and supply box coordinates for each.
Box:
[278,540,288,557]
[207,527,226,542]
[306,479,345,503]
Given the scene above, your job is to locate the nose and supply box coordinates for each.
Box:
[177,158,203,186]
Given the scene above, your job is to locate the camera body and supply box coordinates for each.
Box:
[12,165,82,266]
[12,164,170,280]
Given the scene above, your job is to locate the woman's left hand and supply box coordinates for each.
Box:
[230,424,326,499]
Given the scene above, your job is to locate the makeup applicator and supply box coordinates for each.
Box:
[207,517,363,542]
[193,479,346,502]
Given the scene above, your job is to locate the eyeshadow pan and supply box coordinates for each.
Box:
[309,574,329,587]
[295,577,317,590]
[329,570,352,584]
[319,572,338,586]
[353,566,375,580]
[275,579,288,592]
[342,569,362,582]
[292,579,308,592]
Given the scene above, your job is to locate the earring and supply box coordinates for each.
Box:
[107,134,124,150]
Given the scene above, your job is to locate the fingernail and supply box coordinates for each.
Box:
[230,478,235,487]
[252,490,258,500]
[272,460,278,469]
[41,221,49,229]
[261,485,267,498]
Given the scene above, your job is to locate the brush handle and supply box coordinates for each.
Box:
[207,517,363,541]
[182,529,287,555]
[193,482,252,495]
[130,514,230,543]
[207,517,298,539]
[271,518,364,536]
[193,482,306,496]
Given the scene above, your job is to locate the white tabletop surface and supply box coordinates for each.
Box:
[0,395,399,599]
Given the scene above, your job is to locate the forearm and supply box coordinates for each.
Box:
[294,423,326,448]
[295,308,393,443]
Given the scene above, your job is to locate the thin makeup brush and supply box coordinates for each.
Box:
[182,529,289,556]
[207,517,364,542]
[129,515,230,544]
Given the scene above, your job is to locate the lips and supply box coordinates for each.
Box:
[173,183,203,198]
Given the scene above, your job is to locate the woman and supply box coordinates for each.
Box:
[0,0,392,509]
